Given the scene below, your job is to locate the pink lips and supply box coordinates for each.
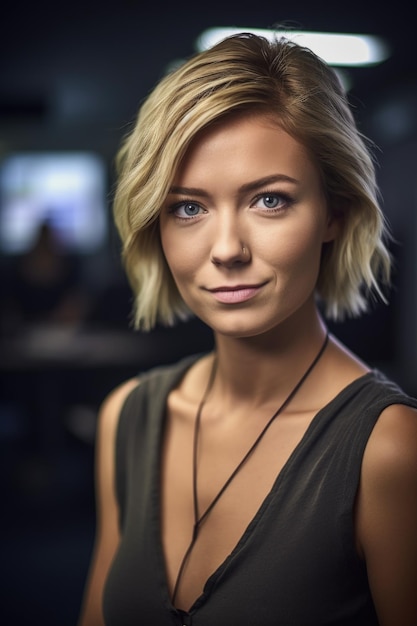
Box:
[208,284,264,304]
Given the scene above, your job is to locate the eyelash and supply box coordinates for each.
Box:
[167,190,295,221]
[167,200,206,221]
[250,190,295,213]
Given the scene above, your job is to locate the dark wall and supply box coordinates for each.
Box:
[0,4,416,624]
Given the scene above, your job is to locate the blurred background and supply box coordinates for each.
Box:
[0,2,416,624]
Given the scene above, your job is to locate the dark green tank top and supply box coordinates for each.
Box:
[103,353,417,625]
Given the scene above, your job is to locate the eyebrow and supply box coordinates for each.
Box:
[168,174,300,197]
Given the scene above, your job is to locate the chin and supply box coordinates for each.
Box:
[199,312,283,340]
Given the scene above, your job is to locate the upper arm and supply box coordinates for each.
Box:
[356,403,417,626]
[77,377,140,626]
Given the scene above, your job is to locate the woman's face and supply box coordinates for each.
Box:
[159,113,337,338]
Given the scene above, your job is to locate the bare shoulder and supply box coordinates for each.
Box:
[77,376,141,626]
[97,377,140,441]
[364,402,417,475]
[360,402,417,509]
[94,376,141,490]
[356,402,417,625]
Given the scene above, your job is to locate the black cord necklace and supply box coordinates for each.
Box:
[172,331,330,606]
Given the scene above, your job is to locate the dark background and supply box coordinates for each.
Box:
[1,2,416,624]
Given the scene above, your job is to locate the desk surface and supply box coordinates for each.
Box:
[1,321,214,371]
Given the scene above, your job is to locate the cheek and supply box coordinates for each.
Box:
[161,231,199,283]
[260,221,324,271]
[160,226,178,269]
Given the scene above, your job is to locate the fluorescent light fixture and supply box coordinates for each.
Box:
[196,27,390,66]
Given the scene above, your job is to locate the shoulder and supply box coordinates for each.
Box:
[362,402,417,489]
[96,352,210,439]
[97,377,141,444]
[357,400,417,547]
[356,402,417,624]
[76,377,141,626]
[93,379,142,496]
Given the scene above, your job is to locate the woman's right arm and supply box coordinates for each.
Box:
[77,378,140,626]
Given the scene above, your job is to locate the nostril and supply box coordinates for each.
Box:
[209,230,250,266]
[210,248,250,267]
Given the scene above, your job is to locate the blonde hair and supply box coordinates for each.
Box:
[113,32,391,330]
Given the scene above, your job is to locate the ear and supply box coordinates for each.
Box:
[323,212,341,243]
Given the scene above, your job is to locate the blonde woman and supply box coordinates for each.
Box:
[78,33,417,626]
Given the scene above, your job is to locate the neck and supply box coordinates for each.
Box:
[210,310,328,410]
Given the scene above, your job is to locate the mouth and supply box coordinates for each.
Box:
[206,283,266,304]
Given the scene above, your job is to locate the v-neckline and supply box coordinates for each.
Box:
[151,354,373,616]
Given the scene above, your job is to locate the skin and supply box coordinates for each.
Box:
[160,113,336,340]
[78,113,417,625]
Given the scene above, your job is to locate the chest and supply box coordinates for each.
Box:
[104,368,386,625]
[160,405,318,611]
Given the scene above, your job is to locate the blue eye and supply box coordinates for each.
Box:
[252,192,293,213]
[182,203,201,216]
[170,202,204,219]
[262,195,280,209]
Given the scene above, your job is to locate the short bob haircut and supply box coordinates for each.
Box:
[113,32,391,331]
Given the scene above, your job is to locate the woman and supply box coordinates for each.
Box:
[78,33,417,625]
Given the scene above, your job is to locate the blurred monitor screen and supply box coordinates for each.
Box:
[0,152,108,254]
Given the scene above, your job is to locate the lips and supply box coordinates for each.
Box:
[207,283,265,304]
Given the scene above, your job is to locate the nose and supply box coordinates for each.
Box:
[210,212,250,267]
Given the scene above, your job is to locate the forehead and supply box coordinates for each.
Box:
[174,112,320,189]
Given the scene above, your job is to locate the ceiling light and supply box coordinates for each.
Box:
[196,27,390,67]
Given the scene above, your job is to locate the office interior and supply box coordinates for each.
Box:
[0,3,416,624]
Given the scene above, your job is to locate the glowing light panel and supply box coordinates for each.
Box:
[196,28,390,66]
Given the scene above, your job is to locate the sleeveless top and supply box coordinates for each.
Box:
[102,353,417,626]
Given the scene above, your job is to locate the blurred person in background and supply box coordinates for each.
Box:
[2,220,87,331]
